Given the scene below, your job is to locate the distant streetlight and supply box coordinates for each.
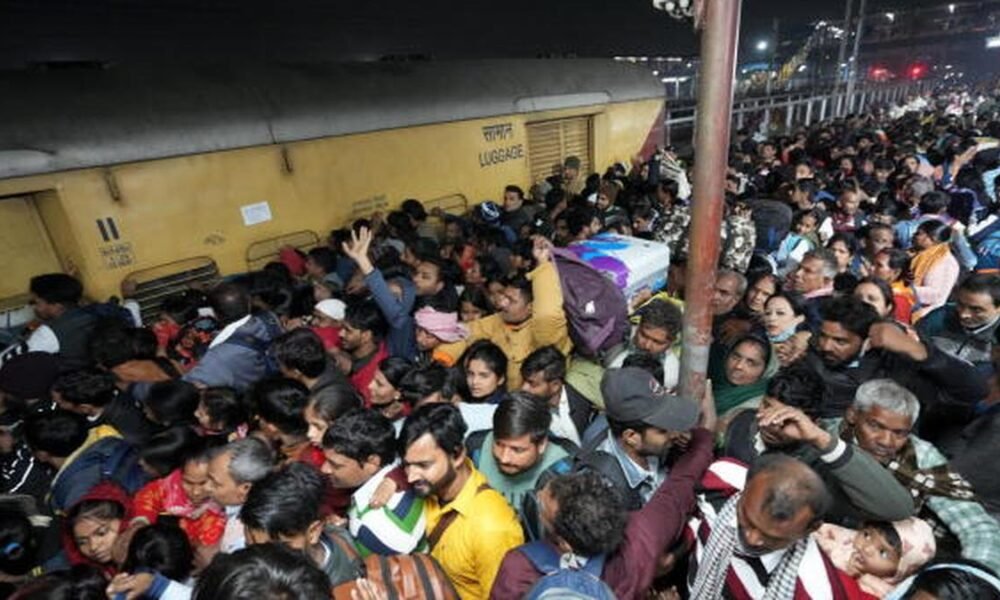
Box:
[948,4,956,14]
[885,12,895,22]
[756,40,769,52]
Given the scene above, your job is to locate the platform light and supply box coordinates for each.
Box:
[988,34,1000,49]
[885,12,895,22]
[756,40,769,51]
[948,4,956,14]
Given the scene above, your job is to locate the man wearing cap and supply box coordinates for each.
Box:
[311,298,346,351]
[562,156,586,196]
[575,367,701,510]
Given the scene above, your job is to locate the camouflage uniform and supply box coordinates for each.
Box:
[655,206,756,272]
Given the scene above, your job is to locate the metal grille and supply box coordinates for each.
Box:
[526,116,592,184]
[121,257,220,323]
[245,230,321,271]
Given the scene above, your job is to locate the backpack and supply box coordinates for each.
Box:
[551,249,629,359]
[331,553,460,600]
[520,541,616,600]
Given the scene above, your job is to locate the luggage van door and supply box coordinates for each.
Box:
[0,194,63,343]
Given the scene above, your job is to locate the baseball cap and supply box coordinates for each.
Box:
[314,299,346,321]
[601,367,699,431]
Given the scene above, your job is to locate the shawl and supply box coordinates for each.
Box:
[910,242,952,286]
[710,341,778,416]
[840,423,976,509]
[690,494,809,600]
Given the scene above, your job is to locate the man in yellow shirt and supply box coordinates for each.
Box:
[401,403,524,599]
[438,236,571,390]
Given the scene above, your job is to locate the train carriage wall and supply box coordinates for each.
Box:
[0,60,664,307]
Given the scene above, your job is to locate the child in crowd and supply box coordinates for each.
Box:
[773,209,820,273]
[193,387,248,441]
[815,518,937,599]
[461,340,508,404]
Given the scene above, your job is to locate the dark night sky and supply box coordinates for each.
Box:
[0,0,959,67]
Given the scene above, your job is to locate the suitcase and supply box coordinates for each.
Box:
[565,233,670,303]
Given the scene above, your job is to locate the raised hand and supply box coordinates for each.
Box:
[341,227,375,274]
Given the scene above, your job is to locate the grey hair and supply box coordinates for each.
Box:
[852,379,920,424]
[718,269,748,298]
[217,437,274,485]
[804,249,839,280]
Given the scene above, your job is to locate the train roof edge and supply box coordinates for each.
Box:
[0,59,665,179]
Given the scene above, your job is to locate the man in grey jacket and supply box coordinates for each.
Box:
[183,282,282,391]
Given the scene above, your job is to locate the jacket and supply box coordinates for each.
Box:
[490,428,714,600]
[364,269,418,360]
[49,424,147,515]
[183,313,281,391]
[564,384,596,441]
[916,304,999,382]
[46,307,99,372]
[439,261,571,390]
[798,340,987,442]
[721,411,915,527]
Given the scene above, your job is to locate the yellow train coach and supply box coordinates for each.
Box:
[0,59,664,319]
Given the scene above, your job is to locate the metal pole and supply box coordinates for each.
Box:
[680,0,742,403]
[765,17,779,96]
[835,0,855,91]
[844,0,867,114]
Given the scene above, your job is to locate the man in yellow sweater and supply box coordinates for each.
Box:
[439,237,571,390]
[401,403,524,599]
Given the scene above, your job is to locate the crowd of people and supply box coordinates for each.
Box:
[3,85,1000,600]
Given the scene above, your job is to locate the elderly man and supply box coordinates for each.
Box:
[711,269,755,347]
[205,437,275,554]
[685,455,849,598]
[833,379,1000,574]
[788,248,838,330]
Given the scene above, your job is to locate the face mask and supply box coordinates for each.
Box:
[152,321,181,348]
[768,325,798,344]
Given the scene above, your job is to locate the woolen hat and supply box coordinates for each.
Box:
[601,367,699,432]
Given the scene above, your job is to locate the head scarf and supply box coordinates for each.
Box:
[62,481,133,576]
[909,242,952,285]
[414,307,468,343]
[709,336,777,416]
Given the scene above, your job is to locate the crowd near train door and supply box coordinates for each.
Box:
[0,194,62,306]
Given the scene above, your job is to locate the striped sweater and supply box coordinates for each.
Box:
[685,459,854,600]
[348,462,427,556]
